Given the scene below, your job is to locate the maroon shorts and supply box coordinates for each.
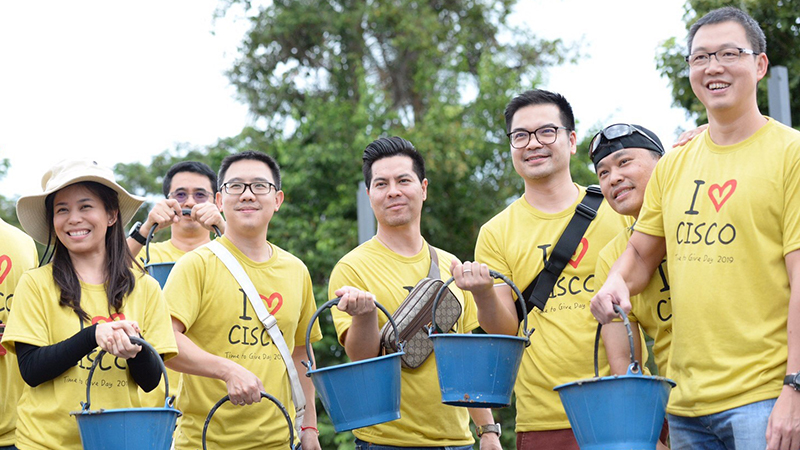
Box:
[516,429,579,450]
[515,421,669,449]
[660,418,670,445]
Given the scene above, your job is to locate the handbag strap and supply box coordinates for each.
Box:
[205,240,306,437]
[427,244,440,279]
[515,185,605,322]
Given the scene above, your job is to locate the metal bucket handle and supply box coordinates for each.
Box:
[145,213,222,266]
[429,270,534,342]
[181,208,222,238]
[302,298,402,373]
[593,304,640,377]
[81,335,174,411]
[144,223,159,266]
[202,391,295,450]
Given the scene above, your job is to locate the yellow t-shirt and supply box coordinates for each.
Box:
[136,239,188,408]
[165,236,322,450]
[636,118,800,416]
[136,239,186,266]
[0,219,38,447]
[475,186,630,432]
[595,227,672,376]
[328,238,479,447]
[2,266,177,450]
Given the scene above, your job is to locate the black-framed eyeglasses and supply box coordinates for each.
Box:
[168,189,211,204]
[589,123,665,160]
[220,181,278,196]
[506,126,570,149]
[685,47,757,68]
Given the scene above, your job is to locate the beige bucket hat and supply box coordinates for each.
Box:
[16,159,145,244]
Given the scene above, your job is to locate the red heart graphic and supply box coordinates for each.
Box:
[91,313,126,325]
[568,238,589,269]
[261,293,283,315]
[0,255,12,285]
[708,180,737,212]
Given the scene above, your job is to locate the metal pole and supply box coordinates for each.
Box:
[357,182,375,244]
[768,66,792,127]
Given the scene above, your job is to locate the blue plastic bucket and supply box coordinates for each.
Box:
[202,392,294,450]
[553,305,675,450]
[429,271,533,407]
[71,336,181,450]
[303,298,404,432]
[145,262,175,288]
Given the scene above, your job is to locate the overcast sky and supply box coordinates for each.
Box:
[0,0,696,199]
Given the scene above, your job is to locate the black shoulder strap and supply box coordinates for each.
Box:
[514,185,604,322]
[428,244,440,279]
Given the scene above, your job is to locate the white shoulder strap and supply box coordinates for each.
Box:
[206,240,306,436]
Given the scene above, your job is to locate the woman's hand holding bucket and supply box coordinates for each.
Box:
[96,320,142,359]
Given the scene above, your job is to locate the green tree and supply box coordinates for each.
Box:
[657,0,800,126]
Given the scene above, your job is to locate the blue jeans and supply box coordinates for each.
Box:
[354,438,472,450]
[0,446,18,450]
[668,398,776,450]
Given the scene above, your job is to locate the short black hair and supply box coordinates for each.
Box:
[162,161,218,197]
[504,89,576,134]
[688,6,766,54]
[218,151,281,190]
[362,137,426,187]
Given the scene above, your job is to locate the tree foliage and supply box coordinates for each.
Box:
[657,0,800,125]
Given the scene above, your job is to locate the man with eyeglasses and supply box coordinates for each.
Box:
[452,89,629,450]
[126,161,226,262]
[162,151,322,449]
[591,124,671,449]
[591,7,800,450]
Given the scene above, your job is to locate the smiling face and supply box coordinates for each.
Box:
[215,159,283,236]
[689,21,768,120]
[596,148,660,218]
[508,103,576,183]
[368,155,427,229]
[52,183,117,258]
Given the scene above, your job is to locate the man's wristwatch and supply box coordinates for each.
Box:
[476,423,501,438]
[784,372,800,391]
[127,221,147,245]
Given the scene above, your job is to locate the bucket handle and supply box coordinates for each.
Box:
[202,392,295,450]
[429,270,534,342]
[145,215,222,267]
[81,335,174,411]
[593,304,640,377]
[301,298,402,373]
[144,223,159,266]
[181,208,222,238]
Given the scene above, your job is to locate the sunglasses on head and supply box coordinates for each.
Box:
[589,124,664,160]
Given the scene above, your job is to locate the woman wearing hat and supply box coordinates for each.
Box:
[0,159,177,450]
